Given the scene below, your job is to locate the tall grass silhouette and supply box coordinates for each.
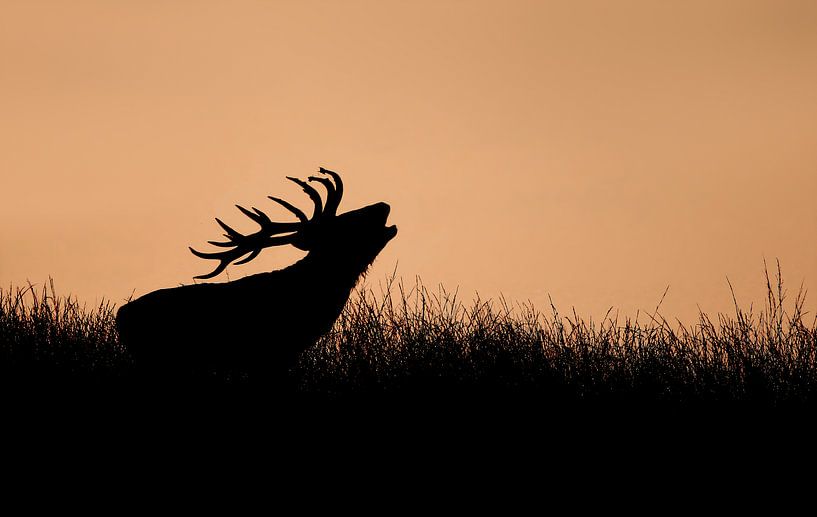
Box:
[2,263,816,404]
[300,263,817,404]
[0,279,127,388]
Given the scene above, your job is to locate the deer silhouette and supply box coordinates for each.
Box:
[116,168,397,387]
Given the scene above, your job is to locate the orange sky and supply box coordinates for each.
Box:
[1,0,816,323]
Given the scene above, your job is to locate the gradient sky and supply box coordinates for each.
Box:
[2,0,816,323]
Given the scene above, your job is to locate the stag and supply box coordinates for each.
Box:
[116,168,397,386]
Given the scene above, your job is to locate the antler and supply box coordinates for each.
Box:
[189,169,343,280]
[312,167,344,216]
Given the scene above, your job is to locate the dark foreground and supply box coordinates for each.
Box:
[2,270,817,413]
[4,283,815,476]
[5,275,814,502]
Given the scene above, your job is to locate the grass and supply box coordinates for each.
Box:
[299,262,817,406]
[0,279,127,389]
[2,263,816,406]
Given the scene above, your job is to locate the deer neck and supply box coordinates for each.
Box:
[286,247,371,295]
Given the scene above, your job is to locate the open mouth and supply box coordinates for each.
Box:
[378,203,397,240]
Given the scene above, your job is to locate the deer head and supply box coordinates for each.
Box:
[189,168,398,280]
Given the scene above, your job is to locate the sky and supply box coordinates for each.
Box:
[1,0,816,323]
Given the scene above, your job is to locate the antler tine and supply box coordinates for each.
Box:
[235,205,271,227]
[319,167,343,216]
[268,196,308,223]
[234,204,300,234]
[189,247,234,279]
[233,249,261,265]
[307,175,338,216]
[215,218,242,239]
[207,240,238,248]
[286,176,323,220]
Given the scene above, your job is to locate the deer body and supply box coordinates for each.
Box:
[116,170,396,385]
